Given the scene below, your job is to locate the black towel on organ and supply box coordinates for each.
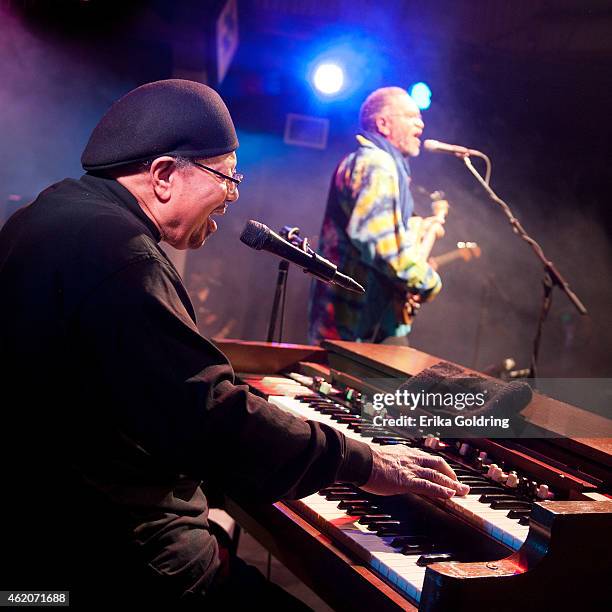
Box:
[392,361,532,419]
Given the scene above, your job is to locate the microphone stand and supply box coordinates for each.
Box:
[460,154,587,381]
[266,226,306,343]
[266,259,289,343]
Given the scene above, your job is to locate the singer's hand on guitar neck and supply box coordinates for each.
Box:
[419,214,446,236]
[362,444,470,499]
[420,215,446,240]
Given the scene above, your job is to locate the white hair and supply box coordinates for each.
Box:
[359,86,410,131]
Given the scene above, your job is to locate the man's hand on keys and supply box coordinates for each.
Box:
[362,444,470,499]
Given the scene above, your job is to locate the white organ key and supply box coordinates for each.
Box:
[270,396,370,444]
[292,493,428,603]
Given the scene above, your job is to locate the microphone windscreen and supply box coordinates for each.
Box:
[240,220,269,250]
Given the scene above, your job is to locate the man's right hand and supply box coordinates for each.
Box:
[362,444,470,499]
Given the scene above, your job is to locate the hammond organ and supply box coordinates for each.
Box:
[216,339,612,611]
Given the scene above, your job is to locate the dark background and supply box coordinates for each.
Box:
[2,0,611,380]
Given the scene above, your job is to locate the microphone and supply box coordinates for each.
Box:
[240,220,365,294]
[424,139,482,157]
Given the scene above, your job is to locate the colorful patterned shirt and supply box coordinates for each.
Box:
[308,135,442,343]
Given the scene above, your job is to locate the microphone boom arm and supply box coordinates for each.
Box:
[461,155,587,379]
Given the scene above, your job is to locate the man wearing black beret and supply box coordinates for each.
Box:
[0,79,466,609]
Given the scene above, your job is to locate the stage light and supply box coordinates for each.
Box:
[409,82,432,110]
[312,63,345,95]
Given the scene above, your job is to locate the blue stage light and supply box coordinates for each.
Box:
[409,82,432,110]
[312,63,345,95]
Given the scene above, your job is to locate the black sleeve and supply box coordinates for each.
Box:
[75,255,372,502]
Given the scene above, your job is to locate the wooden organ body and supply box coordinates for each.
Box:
[215,339,612,611]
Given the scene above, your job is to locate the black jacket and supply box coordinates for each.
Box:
[0,173,372,606]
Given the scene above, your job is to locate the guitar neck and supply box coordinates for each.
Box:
[431,249,464,268]
[414,197,448,263]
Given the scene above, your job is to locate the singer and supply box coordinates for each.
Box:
[0,80,467,609]
[309,87,444,344]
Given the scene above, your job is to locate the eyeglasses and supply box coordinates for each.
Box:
[192,161,244,194]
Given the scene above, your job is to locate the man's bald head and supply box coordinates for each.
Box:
[359,86,425,156]
[359,87,410,131]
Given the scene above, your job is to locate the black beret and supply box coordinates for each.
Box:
[81,79,238,171]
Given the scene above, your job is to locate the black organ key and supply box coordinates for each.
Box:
[402,543,435,556]
[456,476,493,484]
[329,413,353,421]
[478,494,518,503]
[416,553,454,566]
[376,526,414,537]
[490,500,532,510]
[458,475,497,482]
[358,514,393,525]
[457,480,497,488]
[467,486,508,495]
[390,536,429,548]
[375,529,409,538]
[401,545,427,556]
[343,506,381,516]
[319,486,353,494]
[337,499,372,509]
[335,418,362,425]
[373,440,414,447]
[325,492,361,501]
[366,520,403,531]
[507,509,532,520]
[330,413,355,422]
[320,407,348,415]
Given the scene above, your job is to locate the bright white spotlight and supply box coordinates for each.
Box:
[409,82,432,110]
[313,63,345,95]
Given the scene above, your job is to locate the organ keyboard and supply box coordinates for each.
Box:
[217,339,612,611]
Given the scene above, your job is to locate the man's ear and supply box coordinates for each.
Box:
[150,156,179,202]
[375,114,390,137]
